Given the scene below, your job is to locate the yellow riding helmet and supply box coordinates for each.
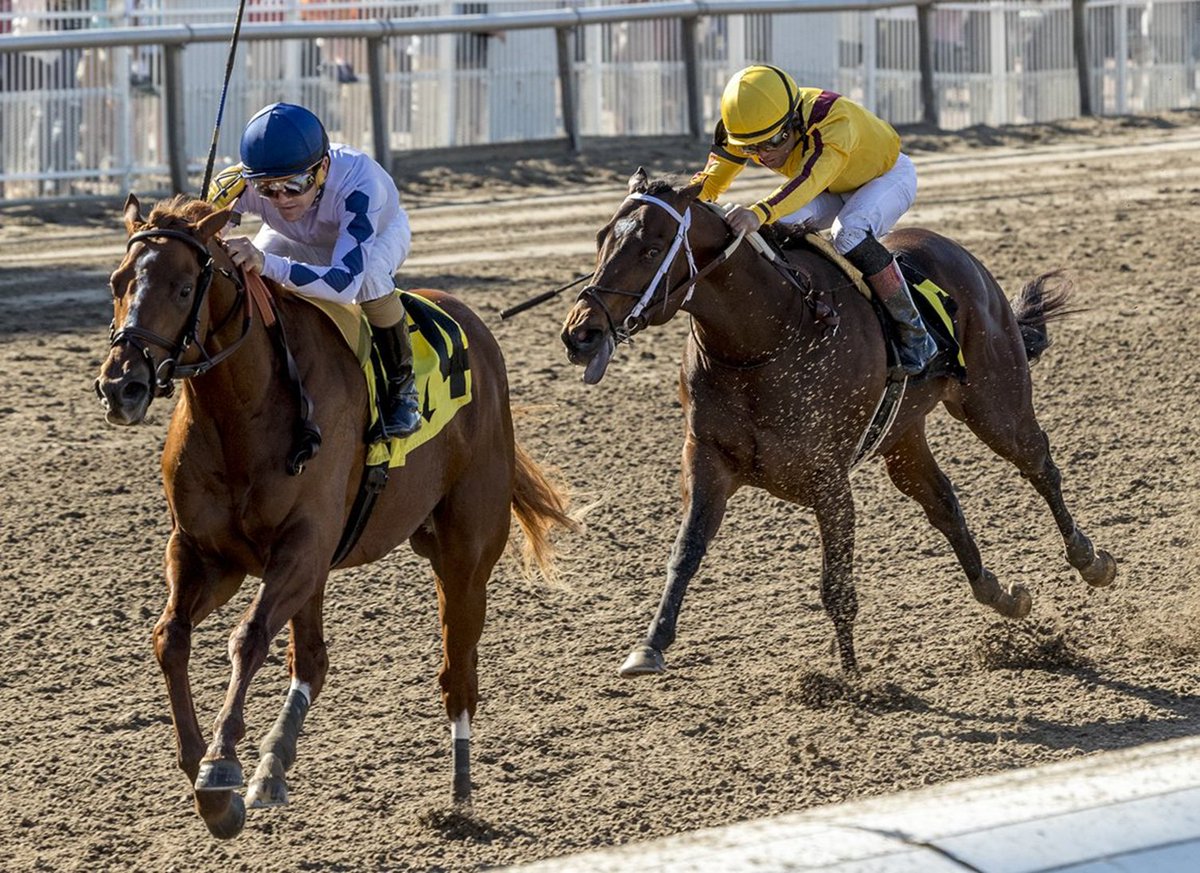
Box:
[720,64,799,146]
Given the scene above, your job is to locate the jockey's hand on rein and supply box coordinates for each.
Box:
[725,205,762,237]
[225,237,265,275]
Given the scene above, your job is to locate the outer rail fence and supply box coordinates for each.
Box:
[1,0,1199,202]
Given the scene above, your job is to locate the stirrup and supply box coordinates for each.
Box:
[381,389,421,438]
[896,333,939,377]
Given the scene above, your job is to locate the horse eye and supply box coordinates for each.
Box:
[644,247,661,260]
[180,283,193,299]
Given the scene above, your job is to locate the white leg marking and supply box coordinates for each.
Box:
[289,678,312,704]
[450,711,471,742]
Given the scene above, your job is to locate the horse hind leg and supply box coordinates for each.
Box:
[960,392,1117,590]
[245,591,328,809]
[883,426,1032,619]
[1021,431,1117,588]
[413,487,509,806]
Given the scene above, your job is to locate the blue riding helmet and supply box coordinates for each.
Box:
[239,103,330,179]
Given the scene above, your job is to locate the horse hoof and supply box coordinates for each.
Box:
[195,758,244,792]
[1081,550,1117,588]
[619,645,665,677]
[202,792,246,840]
[1004,584,1033,620]
[246,776,288,809]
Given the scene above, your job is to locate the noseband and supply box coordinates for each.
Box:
[111,227,249,396]
[578,193,743,345]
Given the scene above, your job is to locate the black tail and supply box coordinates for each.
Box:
[1011,271,1079,364]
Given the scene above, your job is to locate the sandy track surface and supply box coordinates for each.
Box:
[2,111,1198,871]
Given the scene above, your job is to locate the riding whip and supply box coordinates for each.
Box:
[199,0,250,198]
[500,273,591,320]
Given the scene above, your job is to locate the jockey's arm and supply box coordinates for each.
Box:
[749,142,850,225]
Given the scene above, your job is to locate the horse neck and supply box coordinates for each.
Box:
[683,243,813,364]
[183,271,278,421]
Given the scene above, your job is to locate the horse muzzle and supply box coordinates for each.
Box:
[94,359,153,426]
[561,309,616,385]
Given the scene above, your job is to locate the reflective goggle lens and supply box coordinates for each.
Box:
[743,127,791,155]
[253,169,318,198]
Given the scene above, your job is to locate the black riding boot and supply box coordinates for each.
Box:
[845,236,938,378]
[864,258,938,377]
[372,320,421,438]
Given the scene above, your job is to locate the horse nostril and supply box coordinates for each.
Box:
[571,327,602,351]
[120,381,148,405]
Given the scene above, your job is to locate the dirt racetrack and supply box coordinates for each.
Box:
[2,111,1200,871]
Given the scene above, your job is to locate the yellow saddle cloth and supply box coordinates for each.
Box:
[296,290,472,467]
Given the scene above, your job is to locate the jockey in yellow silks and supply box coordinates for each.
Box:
[692,64,938,376]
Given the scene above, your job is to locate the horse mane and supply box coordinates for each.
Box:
[143,194,216,230]
[640,176,813,250]
[763,220,820,249]
[643,179,678,197]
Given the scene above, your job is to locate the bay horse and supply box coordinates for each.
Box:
[95,194,573,838]
[561,169,1116,679]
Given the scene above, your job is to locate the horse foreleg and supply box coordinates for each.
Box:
[245,590,328,809]
[620,442,733,677]
[883,427,1032,619]
[197,559,322,810]
[813,481,862,676]
[157,537,248,839]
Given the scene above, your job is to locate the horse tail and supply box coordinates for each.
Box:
[1011,270,1078,364]
[511,441,578,582]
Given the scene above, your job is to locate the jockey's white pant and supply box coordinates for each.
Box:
[253,218,409,304]
[776,152,917,255]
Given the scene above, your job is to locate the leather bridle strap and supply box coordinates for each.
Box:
[578,195,744,345]
[113,227,251,393]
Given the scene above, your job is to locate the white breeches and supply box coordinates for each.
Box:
[776,152,917,255]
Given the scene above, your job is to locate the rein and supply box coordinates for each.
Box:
[112,228,251,397]
[578,193,745,345]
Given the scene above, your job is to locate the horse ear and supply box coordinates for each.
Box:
[123,193,143,235]
[628,167,649,194]
[679,179,704,206]
[196,206,235,243]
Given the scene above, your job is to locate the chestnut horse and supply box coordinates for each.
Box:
[95,195,573,838]
[561,170,1116,679]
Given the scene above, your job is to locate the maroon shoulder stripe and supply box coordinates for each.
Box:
[805,90,841,128]
[765,129,824,208]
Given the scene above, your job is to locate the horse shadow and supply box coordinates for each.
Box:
[787,628,1199,756]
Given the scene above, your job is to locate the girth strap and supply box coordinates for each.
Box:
[329,461,389,567]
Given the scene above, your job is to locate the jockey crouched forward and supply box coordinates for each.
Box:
[209,101,421,437]
[692,64,938,377]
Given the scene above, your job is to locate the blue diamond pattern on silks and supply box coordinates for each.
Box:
[347,211,372,244]
[343,245,364,275]
[290,264,320,286]
[321,268,354,293]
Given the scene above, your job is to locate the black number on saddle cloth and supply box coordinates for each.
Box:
[402,293,470,400]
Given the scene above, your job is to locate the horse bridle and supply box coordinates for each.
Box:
[577,193,744,346]
[111,227,250,397]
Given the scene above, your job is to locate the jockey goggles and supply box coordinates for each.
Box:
[741,125,792,155]
[252,165,320,199]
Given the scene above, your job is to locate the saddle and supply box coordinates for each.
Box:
[293,290,472,566]
[754,226,966,380]
[748,226,967,470]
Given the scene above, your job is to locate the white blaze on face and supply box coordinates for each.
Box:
[614,216,639,240]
